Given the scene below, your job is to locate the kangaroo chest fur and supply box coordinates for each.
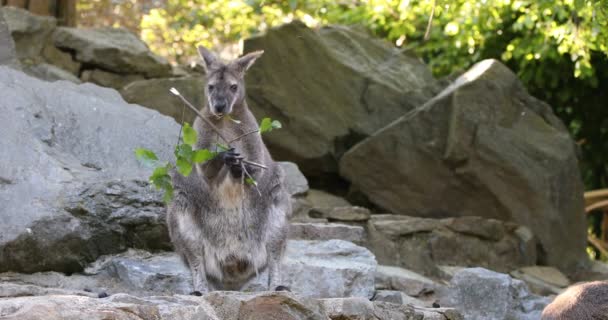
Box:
[178,157,268,287]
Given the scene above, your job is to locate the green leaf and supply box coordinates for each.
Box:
[259,118,272,133]
[182,122,197,146]
[245,177,257,186]
[134,148,159,167]
[175,144,194,160]
[176,158,193,176]
[260,118,282,134]
[163,187,174,203]
[192,149,217,163]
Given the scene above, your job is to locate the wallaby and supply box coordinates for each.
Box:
[166,46,290,293]
[541,280,608,320]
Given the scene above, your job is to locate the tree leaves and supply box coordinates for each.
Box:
[259,118,282,134]
[134,148,159,167]
[193,149,217,163]
[182,122,197,146]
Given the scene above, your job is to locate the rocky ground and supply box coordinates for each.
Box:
[0,6,605,320]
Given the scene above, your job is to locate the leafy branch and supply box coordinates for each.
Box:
[134,88,281,203]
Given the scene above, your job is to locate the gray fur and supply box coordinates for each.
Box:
[166,47,290,292]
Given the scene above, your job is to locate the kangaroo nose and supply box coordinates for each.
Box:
[215,103,226,113]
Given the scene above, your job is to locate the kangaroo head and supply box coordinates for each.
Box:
[197,46,264,117]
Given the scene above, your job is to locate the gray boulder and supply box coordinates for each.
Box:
[439,267,550,320]
[0,67,178,273]
[365,214,536,277]
[244,21,440,178]
[53,26,171,77]
[1,6,55,62]
[374,265,440,297]
[340,59,586,273]
[23,63,81,83]
[121,76,205,122]
[279,161,309,197]
[0,10,18,68]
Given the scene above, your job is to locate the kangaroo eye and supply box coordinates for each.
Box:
[230,84,238,92]
[208,85,214,91]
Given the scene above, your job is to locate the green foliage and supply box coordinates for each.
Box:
[135,117,282,203]
[259,118,282,134]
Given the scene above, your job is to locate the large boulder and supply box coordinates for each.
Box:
[0,66,178,273]
[121,76,205,123]
[53,26,171,77]
[365,214,537,277]
[340,59,586,273]
[244,21,440,178]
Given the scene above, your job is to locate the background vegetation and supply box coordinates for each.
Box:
[77,0,608,256]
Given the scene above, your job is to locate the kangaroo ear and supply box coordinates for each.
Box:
[232,50,264,74]
[197,46,220,72]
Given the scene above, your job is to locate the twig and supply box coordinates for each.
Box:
[424,0,436,41]
[228,128,260,144]
[242,164,261,196]
[170,88,268,170]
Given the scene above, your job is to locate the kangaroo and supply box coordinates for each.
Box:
[166,46,290,293]
[541,280,608,320]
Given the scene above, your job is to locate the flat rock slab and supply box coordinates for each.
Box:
[0,290,465,320]
[53,26,171,77]
[375,265,440,297]
[36,240,376,299]
[289,222,366,244]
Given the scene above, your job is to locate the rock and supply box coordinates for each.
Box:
[0,67,178,273]
[365,214,536,277]
[372,290,429,307]
[374,265,439,297]
[310,206,371,222]
[0,282,97,298]
[439,267,550,320]
[0,10,19,68]
[510,266,569,295]
[320,297,462,320]
[86,250,192,295]
[45,240,375,299]
[82,68,144,89]
[42,44,81,76]
[340,59,586,274]
[1,6,56,61]
[279,162,309,197]
[289,222,365,243]
[121,76,205,122]
[22,63,81,83]
[244,21,440,179]
[53,27,171,77]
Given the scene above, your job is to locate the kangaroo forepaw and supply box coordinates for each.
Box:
[274,285,291,292]
[221,148,244,178]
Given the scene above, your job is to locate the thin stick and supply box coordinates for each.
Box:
[170,88,268,170]
[170,88,230,144]
[424,0,436,41]
[242,164,262,196]
[228,128,260,144]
